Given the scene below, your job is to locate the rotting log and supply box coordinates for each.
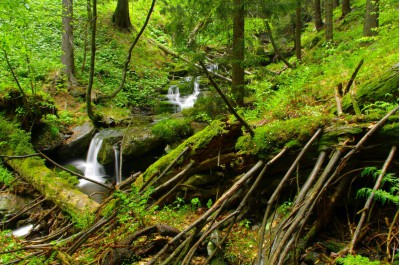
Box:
[5,156,99,227]
[0,118,99,227]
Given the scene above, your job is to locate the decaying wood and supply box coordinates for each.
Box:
[147,160,265,264]
[348,145,397,253]
[140,146,190,193]
[334,85,343,116]
[343,59,364,95]
[256,128,322,264]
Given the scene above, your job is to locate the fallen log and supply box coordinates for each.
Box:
[0,119,99,227]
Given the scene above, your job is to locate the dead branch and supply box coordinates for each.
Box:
[343,59,364,95]
[334,85,343,116]
[256,128,322,264]
[348,145,397,253]
[199,61,255,137]
[67,211,118,255]
[140,146,190,193]
[147,160,265,265]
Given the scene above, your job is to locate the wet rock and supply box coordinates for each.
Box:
[56,122,95,161]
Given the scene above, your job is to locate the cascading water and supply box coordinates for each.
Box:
[167,76,201,112]
[72,133,106,188]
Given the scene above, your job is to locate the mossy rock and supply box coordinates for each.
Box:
[342,65,399,112]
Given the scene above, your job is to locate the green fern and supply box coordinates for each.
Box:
[356,167,399,205]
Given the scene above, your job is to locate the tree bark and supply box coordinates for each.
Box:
[112,0,132,31]
[333,0,339,8]
[341,0,351,19]
[363,0,379,36]
[325,0,334,41]
[62,0,77,86]
[86,0,99,125]
[313,0,324,31]
[232,0,245,106]
[295,0,302,61]
[265,20,294,69]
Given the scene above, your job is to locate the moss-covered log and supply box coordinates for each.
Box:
[0,118,98,228]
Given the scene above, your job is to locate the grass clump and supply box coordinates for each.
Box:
[151,118,194,143]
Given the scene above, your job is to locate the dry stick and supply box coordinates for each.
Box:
[67,211,118,255]
[293,108,398,263]
[199,61,255,137]
[201,147,288,264]
[272,148,344,264]
[256,128,322,264]
[140,146,190,193]
[2,197,46,225]
[147,38,232,83]
[386,210,399,259]
[334,85,343,116]
[151,161,195,197]
[268,151,328,259]
[348,146,397,253]
[29,223,75,244]
[160,232,196,265]
[147,160,265,265]
[38,150,111,190]
[340,105,398,170]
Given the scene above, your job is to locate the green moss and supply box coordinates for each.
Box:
[236,115,327,158]
[139,120,229,184]
[151,118,194,143]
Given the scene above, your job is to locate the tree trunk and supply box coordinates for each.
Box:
[363,0,379,36]
[325,0,334,41]
[112,0,132,31]
[333,0,339,8]
[62,0,77,86]
[313,0,324,31]
[341,0,351,19]
[86,0,99,125]
[295,0,302,61]
[232,0,245,107]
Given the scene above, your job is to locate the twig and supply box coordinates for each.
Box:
[334,85,343,116]
[387,210,399,259]
[348,146,397,253]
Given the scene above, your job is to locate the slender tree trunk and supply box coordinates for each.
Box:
[333,0,339,8]
[325,0,334,41]
[295,0,302,61]
[363,0,379,36]
[86,0,98,124]
[313,0,324,31]
[62,0,78,86]
[112,0,132,31]
[232,0,245,107]
[81,0,92,72]
[341,0,351,18]
[265,20,294,69]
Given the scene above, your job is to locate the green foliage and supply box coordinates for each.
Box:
[336,255,380,265]
[114,187,154,226]
[0,115,33,155]
[151,118,194,143]
[206,198,213,208]
[356,167,398,205]
[0,165,15,186]
[190,197,201,210]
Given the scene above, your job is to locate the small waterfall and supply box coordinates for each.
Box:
[167,76,201,112]
[72,133,106,188]
[113,143,121,185]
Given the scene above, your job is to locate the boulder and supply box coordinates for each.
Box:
[56,122,95,161]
